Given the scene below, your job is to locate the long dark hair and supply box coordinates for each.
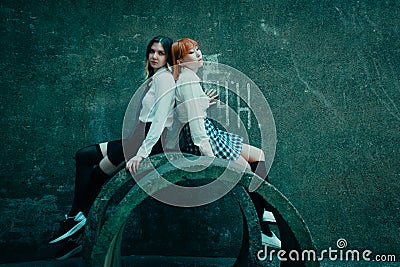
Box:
[145,36,173,79]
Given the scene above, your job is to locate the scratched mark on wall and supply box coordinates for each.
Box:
[335,2,400,121]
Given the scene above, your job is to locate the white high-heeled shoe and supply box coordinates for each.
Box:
[261,232,281,249]
[262,210,276,223]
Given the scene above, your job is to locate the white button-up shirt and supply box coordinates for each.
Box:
[172,67,214,156]
[136,68,176,158]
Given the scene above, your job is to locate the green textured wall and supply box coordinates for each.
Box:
[1,0,399,263]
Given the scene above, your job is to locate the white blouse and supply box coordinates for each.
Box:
[173,67,214,156]
[136,68,176,158]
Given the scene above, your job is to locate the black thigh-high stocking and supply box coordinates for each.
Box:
[250,161,268,183]
[82,166,111,215]
[69,145,104,216]
[81,140,126,216]
[249,192,273,236]
[249,161,274,236]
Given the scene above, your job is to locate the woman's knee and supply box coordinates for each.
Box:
[241,143,265,162]
[75,144,102,165]
[250,147,264,162]
[75,146,89,162]
[256,148,265,161]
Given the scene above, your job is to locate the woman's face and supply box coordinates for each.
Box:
[179,45,203,71]
[148,42,168,70]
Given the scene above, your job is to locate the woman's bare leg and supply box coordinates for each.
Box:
[234,155,251,170]
[240,143,265,163]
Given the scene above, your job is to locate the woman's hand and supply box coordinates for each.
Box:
[125,155,144,174]
[205,89,219,106]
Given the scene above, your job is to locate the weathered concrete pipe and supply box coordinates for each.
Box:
[83,153,318,267]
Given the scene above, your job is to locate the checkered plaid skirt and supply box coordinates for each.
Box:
[181,117,243,160]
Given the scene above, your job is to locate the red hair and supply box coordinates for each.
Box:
[171,38,199,80]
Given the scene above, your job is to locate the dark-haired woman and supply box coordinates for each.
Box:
[49,36,176,260]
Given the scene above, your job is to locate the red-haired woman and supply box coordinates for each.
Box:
[49,36,176,260]
[170,38,281,249]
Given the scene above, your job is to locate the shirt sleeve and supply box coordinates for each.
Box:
[178,80,214,157]
[135,71,176,159]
